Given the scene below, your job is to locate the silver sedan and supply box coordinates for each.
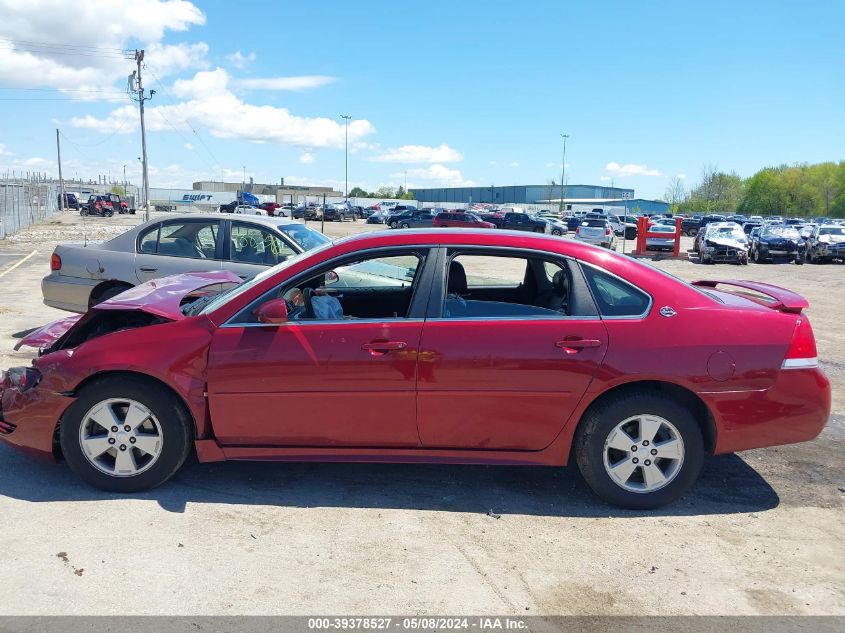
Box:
[42,214,331,313]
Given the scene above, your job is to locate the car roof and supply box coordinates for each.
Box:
[152,213,297,227]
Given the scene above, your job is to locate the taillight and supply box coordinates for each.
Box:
[605,228,611,235]
[575,227,580,235]
[50,253,62,271]
[782,317,818,369]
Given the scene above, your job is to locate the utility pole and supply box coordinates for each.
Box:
[123,164,127,199]
[558,133,569,214]
[340,114,351,202]
[56,128,65,211]
[130,49,153,221]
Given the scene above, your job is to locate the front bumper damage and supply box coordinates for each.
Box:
[0,385,75,461]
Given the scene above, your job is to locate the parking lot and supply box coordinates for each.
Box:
[0,210,842,615]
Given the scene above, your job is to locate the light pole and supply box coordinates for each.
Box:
[123,164,127,199]
[340,114,351,201]
[242,165,245,204]
[558,133,569,214]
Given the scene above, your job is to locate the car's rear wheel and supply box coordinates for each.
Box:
[552,229,563,236]
[60,376,192,492]
[574,393,704,509]
[400,222,410,229]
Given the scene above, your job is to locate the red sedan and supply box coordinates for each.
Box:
[0,230,830,508]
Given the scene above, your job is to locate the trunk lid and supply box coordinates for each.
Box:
[692,279,809,313]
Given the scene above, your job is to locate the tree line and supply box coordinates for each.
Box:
[348,186,415,200]
[668,161,845,217]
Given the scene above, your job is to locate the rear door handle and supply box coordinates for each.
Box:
[555,338,602,354]
[362,340,407,355]
[139,266,158,272]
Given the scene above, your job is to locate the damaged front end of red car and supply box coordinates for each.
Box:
[0,270,242,461]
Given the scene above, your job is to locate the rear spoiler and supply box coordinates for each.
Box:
[692,279,809,313]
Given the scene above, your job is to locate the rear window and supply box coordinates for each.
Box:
[583,219,607,228]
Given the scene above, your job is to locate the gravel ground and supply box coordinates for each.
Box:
[0,210,841,616]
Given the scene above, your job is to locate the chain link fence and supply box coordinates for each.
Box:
[0,176,61,239]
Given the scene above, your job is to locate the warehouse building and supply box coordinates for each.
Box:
[410,184,634,205]
[410,183,669,214]
[192,179,342,202]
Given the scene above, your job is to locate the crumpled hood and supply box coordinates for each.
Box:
[15,270,241,351]
[706,236,748,250]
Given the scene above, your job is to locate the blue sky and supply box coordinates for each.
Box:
[0,0,842,199]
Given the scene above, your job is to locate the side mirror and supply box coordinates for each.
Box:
[325,270,340,285]
[254,298,288,324]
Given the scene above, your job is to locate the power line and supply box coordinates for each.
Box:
[146,67,225,173]
[0,38,129,53]
[0,87,127,94]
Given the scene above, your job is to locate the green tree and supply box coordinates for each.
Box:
[375,186,395,199]
[348,186,369,198]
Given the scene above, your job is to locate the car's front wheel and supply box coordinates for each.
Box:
[574,392,704,509]
[60,376,193,492]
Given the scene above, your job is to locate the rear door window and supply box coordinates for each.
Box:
[580,265,650,317]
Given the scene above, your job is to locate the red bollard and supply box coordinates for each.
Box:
[673,216,682,258]
[635,216,649,255]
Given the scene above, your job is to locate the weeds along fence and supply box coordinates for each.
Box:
[0,176,61,239]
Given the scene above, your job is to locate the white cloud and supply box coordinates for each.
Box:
[508,161,519,168]
[145,41,209,78]
[236,76,336,91]
[0,144,10,156]
[676,173,687,180]
[605,161,663,177]
[183,142,194,150]
[599,176,611,182]
[71,67,376,149]
[0,0,206,93]
[226,50,256,69]
[370,144,463,164]
[394,164,474,187]
[299,151,315,164]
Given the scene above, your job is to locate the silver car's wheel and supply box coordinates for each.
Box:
[602,414,684,493]
[78,398,164,477]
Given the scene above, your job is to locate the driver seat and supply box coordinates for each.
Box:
[534,269,569,312]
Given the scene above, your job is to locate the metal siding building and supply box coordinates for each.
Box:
[411,184,636,204]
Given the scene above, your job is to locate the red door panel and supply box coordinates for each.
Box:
[417,319,608,450]
[207,322,423,446]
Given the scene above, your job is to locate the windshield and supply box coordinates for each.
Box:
[710,225,745,240]
[277,224,331,250]
[199,241,334,315]
[763,226,800,238]
[820,227,845,236]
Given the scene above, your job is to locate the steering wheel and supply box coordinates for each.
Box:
[302,288,315,319]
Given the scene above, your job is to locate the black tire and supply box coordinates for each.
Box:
[753,249,764,264]
[552,229,563,236]
[794,256,803,266]
[574,392,704,510]
[400,222,410,229]
[60,376,193,492]
[89,283,133,308]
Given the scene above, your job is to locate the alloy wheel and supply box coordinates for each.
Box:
[602,414,685,493]
[78,398,164,477]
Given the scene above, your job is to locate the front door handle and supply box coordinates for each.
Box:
[139,266,158,272]
[555,338,602,354]
[362,340,407,356]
